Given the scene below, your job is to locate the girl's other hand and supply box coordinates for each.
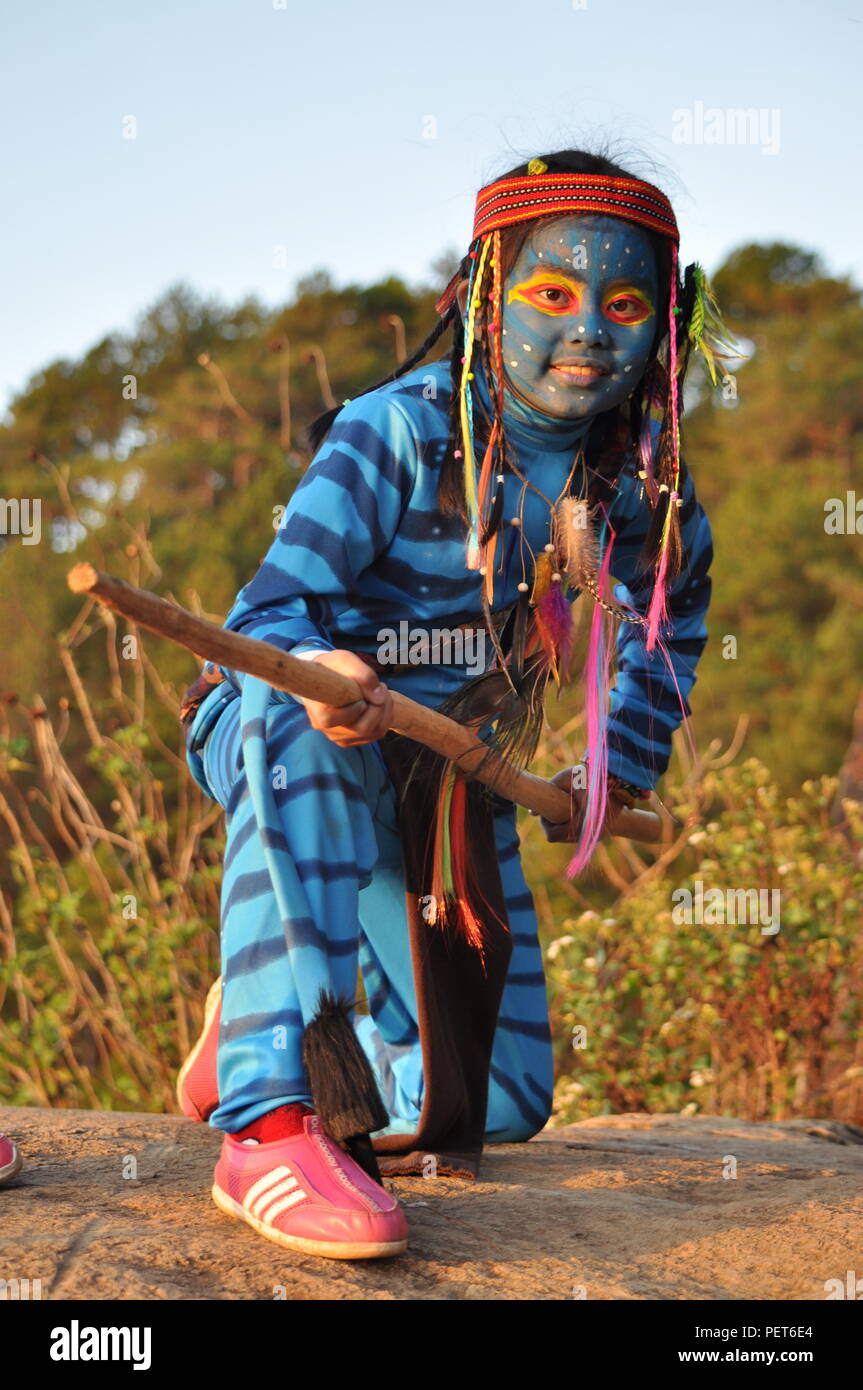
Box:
[538,766,635,842]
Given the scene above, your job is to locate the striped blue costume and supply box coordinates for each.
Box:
[185,358,713,1140]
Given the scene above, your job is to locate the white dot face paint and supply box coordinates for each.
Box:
[500,214,659,422]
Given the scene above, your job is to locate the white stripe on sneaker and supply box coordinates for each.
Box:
[243,1166,309,1225]
[262,1189,307,1224]
[251,1175,299,1219]
[243,1165,293,1210]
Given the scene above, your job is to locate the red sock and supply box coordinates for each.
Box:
[235,1103,314,1144]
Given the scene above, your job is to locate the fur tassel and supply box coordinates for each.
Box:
[302,991,390,1150]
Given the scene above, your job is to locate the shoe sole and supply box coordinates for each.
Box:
[0,1144,22,1185]
[176,978,222,1120]
[211,1183,407,1261]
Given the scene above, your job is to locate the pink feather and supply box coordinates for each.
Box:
[535,582,574,684]
[645,535,671,653]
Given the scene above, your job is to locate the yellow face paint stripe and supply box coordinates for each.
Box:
[507,271,655,326]
[506,270,581,316]
[603,287,655,326]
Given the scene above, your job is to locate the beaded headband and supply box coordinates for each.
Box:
[435,172,679,318]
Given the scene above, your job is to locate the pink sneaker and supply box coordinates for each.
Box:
[176,978,221,1121]
[0,1134,22,1185]
[211,1114,408,1260]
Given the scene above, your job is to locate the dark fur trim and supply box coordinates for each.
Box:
[302,991,389,1145]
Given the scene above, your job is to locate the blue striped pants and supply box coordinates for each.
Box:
[191,680,554,1142]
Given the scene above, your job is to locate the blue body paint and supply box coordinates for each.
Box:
[499,215,658,422]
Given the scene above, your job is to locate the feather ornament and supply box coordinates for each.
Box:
[645,494,674,652]
[476,420,500,527]
[534,581,575,686]
[427,761,501,962]
[483,530,498,605]
[530,550,554,604]
[687,263,742,385]
[555,497,598,594]
[481,481,504,548]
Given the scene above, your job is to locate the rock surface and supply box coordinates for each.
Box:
[1,1105,861,1301]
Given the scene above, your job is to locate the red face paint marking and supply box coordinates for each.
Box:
[507,270,583,316]
[509,270,654,328]
[603,287,655,326]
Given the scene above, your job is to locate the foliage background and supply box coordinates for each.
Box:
[1,243,861,1122]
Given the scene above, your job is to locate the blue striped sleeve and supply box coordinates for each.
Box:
[598,459,713,790]
[218,393,419,694]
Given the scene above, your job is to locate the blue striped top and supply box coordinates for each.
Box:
[216,358,713,791]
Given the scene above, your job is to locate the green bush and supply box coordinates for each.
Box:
[543,761,863,1124]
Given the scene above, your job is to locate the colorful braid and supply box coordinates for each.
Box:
[646,244,683,652]
[460,235,493,565]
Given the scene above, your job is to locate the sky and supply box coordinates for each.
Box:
[2,0,860,415]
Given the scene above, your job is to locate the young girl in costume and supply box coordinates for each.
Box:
[178,149,718,1260]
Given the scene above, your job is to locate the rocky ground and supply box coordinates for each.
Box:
[1,1105,861,1301]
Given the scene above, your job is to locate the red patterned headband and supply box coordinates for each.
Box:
[435,171,680,316]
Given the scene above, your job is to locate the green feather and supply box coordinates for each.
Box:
[439,764,456,898]
[686,262,740,387]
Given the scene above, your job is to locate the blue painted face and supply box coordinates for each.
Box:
[499,215,659,421]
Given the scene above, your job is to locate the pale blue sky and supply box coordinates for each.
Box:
[2,0,860,414]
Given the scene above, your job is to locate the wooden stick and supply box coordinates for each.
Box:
[67,563,668,845]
